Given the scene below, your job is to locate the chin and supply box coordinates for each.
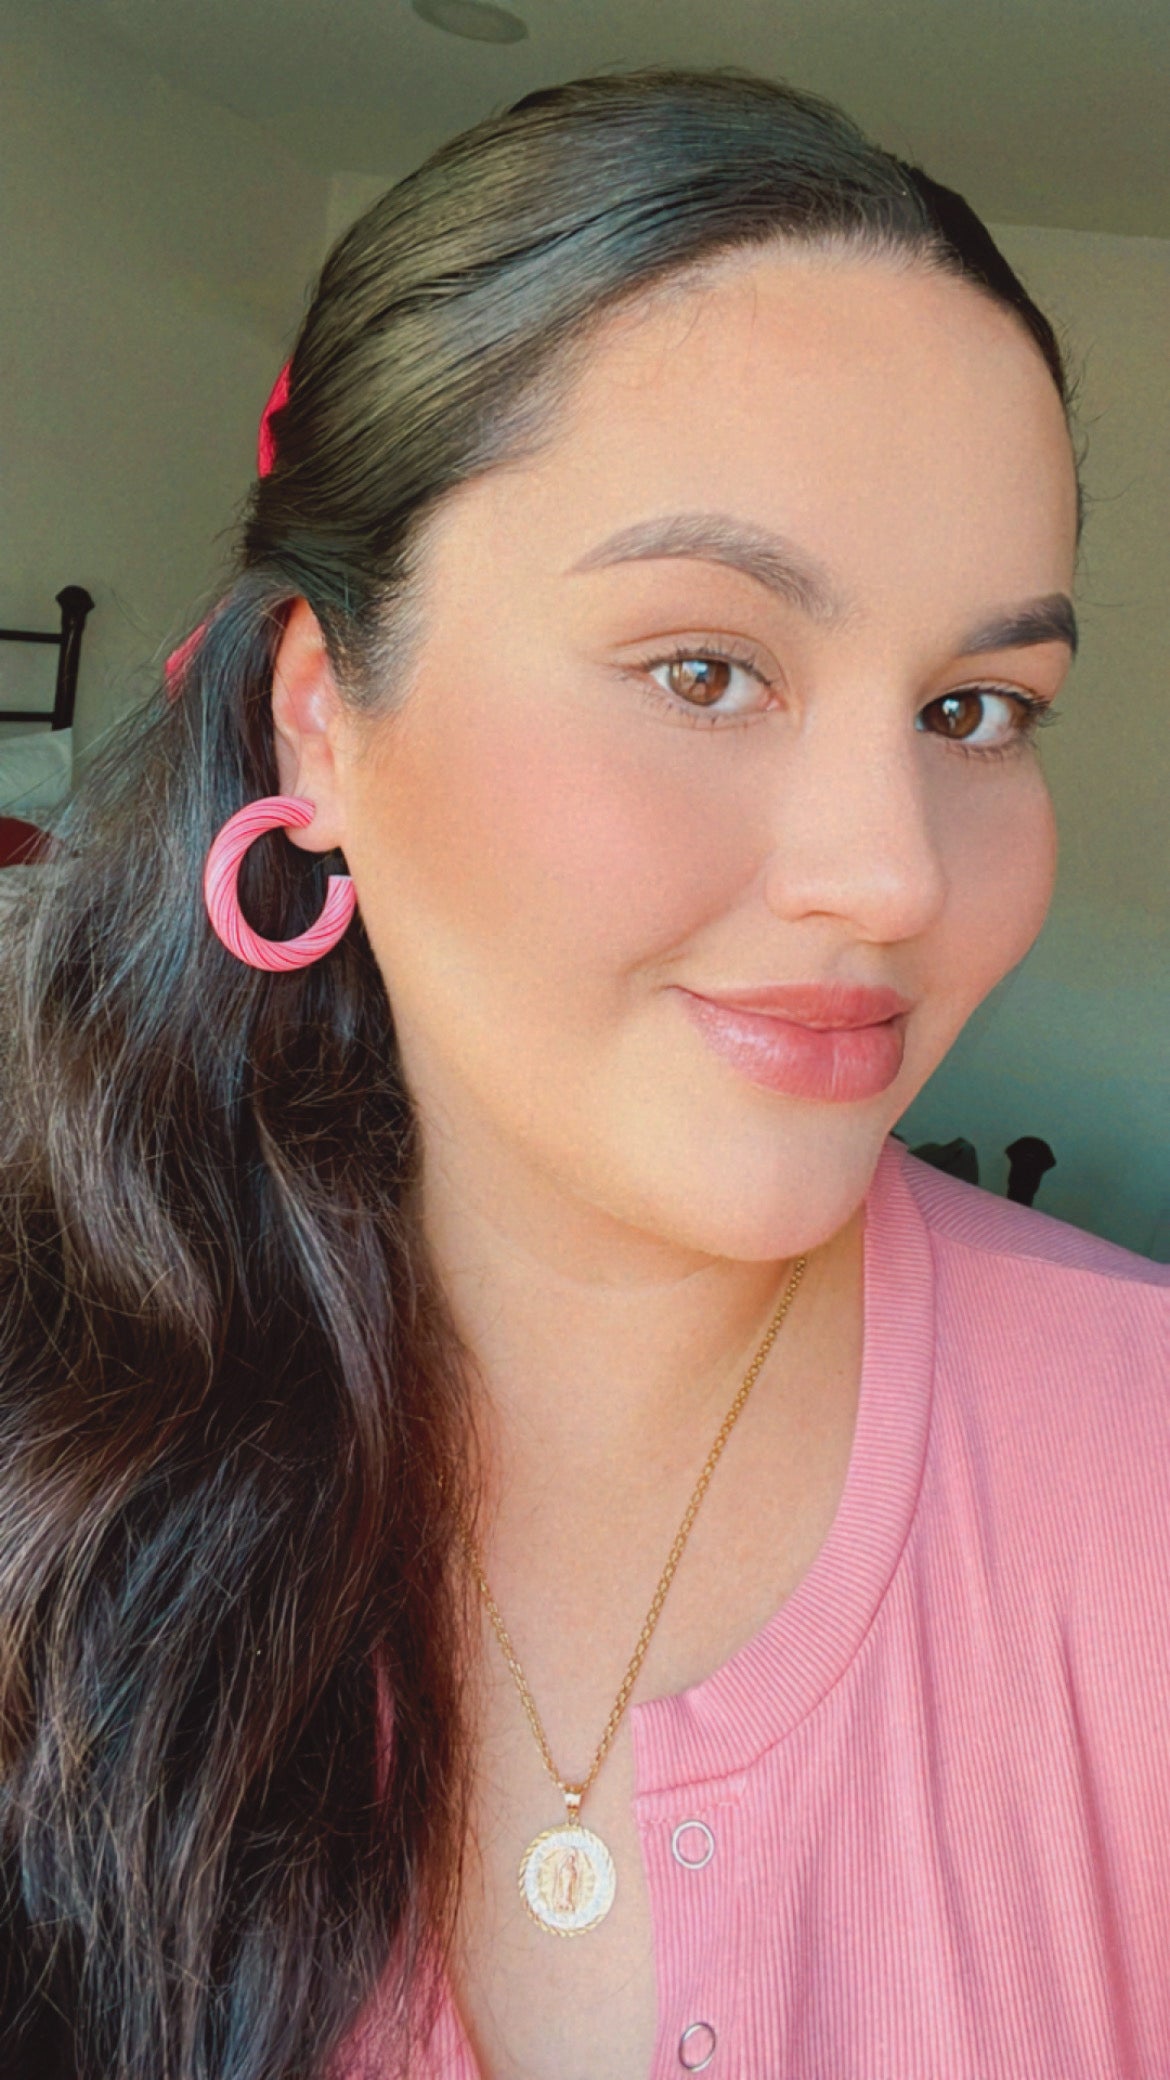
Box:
[604,1107,893,1262]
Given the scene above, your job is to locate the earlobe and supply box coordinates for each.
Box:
[270,598,347,852]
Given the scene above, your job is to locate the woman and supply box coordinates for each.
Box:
[1,63,1166,2080]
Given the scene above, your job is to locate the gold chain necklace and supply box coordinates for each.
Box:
[460,1252,809,1936]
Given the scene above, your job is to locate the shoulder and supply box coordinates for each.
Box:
[877,1152,1170,1957]
[891,1139,1168,1356]
[892,1137,1167,1430]
[884,1136,1169,1544]
[882,1139,1165,1622]
[892,1137,1168,1291]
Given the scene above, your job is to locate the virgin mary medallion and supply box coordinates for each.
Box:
[519,1824,617,1935]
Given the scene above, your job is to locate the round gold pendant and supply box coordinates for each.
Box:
[519,1823,617,1935]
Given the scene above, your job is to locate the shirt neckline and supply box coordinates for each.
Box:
[404,1135,937,2076]
[629,1131,936,1801]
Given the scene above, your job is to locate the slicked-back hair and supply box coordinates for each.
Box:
[0,65,1084,2080]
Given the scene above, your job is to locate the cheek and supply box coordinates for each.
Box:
[352,689,739,1011]
[936,765,1058,999]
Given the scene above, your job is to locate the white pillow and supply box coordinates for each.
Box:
[0,728,73,817]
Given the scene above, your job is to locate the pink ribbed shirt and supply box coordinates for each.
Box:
[344,1133,1170,2079]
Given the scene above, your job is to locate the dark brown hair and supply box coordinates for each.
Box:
[0,65,1085,2080]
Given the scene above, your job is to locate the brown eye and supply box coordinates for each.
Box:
[663,656,735,706]
[932,692,985,742]
[632,644,777,729]
[916,686,1057,762]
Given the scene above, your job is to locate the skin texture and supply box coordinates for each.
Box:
[271,245,1078,2078]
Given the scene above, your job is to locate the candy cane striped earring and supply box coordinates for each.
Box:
[203,795,356,971]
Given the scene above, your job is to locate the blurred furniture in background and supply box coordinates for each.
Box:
[0,816,57,865]
[0,585,92,862]
[893,1131,1059,1208]
[1004,1136,1058,1205]
[0,584,93,734]
[904,1135,981,1186]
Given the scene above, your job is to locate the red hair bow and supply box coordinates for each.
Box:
[164,361,291,694]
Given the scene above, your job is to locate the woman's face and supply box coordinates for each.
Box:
[299,246,1078,1264]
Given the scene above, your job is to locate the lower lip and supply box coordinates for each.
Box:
[675,990,907,1102]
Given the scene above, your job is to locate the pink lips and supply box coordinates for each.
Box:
[674,982,912,1102]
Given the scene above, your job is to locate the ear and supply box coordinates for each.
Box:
[270,598,349,853]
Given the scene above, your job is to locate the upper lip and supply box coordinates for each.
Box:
[680,982,913,1028]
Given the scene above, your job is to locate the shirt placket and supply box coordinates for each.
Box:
[636,1779,749,2079]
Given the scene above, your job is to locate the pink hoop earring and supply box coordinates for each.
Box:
[203,795,356,972]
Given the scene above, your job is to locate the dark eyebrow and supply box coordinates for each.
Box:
[569,512,849,623]
[959,597,1078,660]
[568,511,1078,660]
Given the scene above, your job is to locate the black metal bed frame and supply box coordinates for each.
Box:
[0,585,94,731]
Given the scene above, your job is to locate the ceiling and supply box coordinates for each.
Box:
[32,0,1170,237]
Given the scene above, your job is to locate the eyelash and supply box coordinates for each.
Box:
[626,643,1061,762]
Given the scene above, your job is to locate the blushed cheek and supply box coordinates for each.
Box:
[359,698,740,1008]
[944,771,1058,1000]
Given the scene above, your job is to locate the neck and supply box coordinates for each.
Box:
[416,1128,865,1499]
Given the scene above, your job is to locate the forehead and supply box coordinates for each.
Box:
[421,245,1078,622]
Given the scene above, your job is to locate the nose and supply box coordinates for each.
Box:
[758,695,948,945]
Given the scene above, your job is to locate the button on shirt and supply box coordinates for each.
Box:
[336,1134,1170,2079]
